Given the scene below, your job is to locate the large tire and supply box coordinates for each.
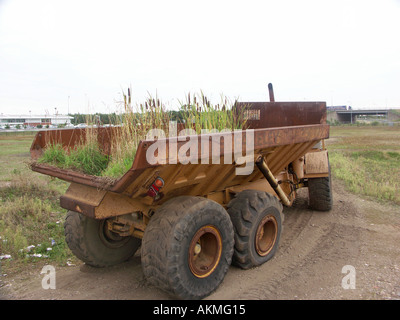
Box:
[227,190,283,270]
[141,196,234,300]
[64,211,141,267]
[308,166,333,211]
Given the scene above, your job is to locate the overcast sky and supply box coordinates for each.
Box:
[0,0,399,116]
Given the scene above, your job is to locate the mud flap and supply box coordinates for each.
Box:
[304,150,329,177]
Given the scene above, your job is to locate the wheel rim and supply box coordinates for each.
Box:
[99,220,131,249]
[255,215,278,257]
[188,225,222,278]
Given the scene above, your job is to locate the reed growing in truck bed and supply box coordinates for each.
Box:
[37,89,247,178]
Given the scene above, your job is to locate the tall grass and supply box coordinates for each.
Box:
[102,90,247,177]
[37,89,248,178]
[179,92,246,133]
[38,128,109,176]
[101,89,172,178]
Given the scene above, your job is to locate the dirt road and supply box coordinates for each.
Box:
[1,178,400,300]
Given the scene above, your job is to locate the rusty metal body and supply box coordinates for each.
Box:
[30,86,330,238]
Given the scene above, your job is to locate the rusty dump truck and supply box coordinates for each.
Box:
[30,84,332,299]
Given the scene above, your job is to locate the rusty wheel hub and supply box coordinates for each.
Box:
[255,215,278,257]
[188,225,222,278]
[99,220,130,249]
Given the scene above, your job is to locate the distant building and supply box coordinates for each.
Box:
[0,114,73,127]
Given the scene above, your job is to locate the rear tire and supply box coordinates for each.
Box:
[308,165,333,211]
[227,190,283,269]
[64,211,141,267]
[141,196,234,300]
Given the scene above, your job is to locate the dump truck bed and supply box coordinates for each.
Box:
[30,101,329,210]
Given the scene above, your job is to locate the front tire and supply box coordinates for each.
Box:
[141,196,234,300]
[64,211,141,267]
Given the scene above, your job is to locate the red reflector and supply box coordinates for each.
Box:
[147,177,164,198]
[154,178,164,188]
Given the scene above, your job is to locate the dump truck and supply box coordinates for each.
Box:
[29,84,332,299]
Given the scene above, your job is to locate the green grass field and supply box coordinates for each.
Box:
[326,125,400,205]
[0,134,73,273]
